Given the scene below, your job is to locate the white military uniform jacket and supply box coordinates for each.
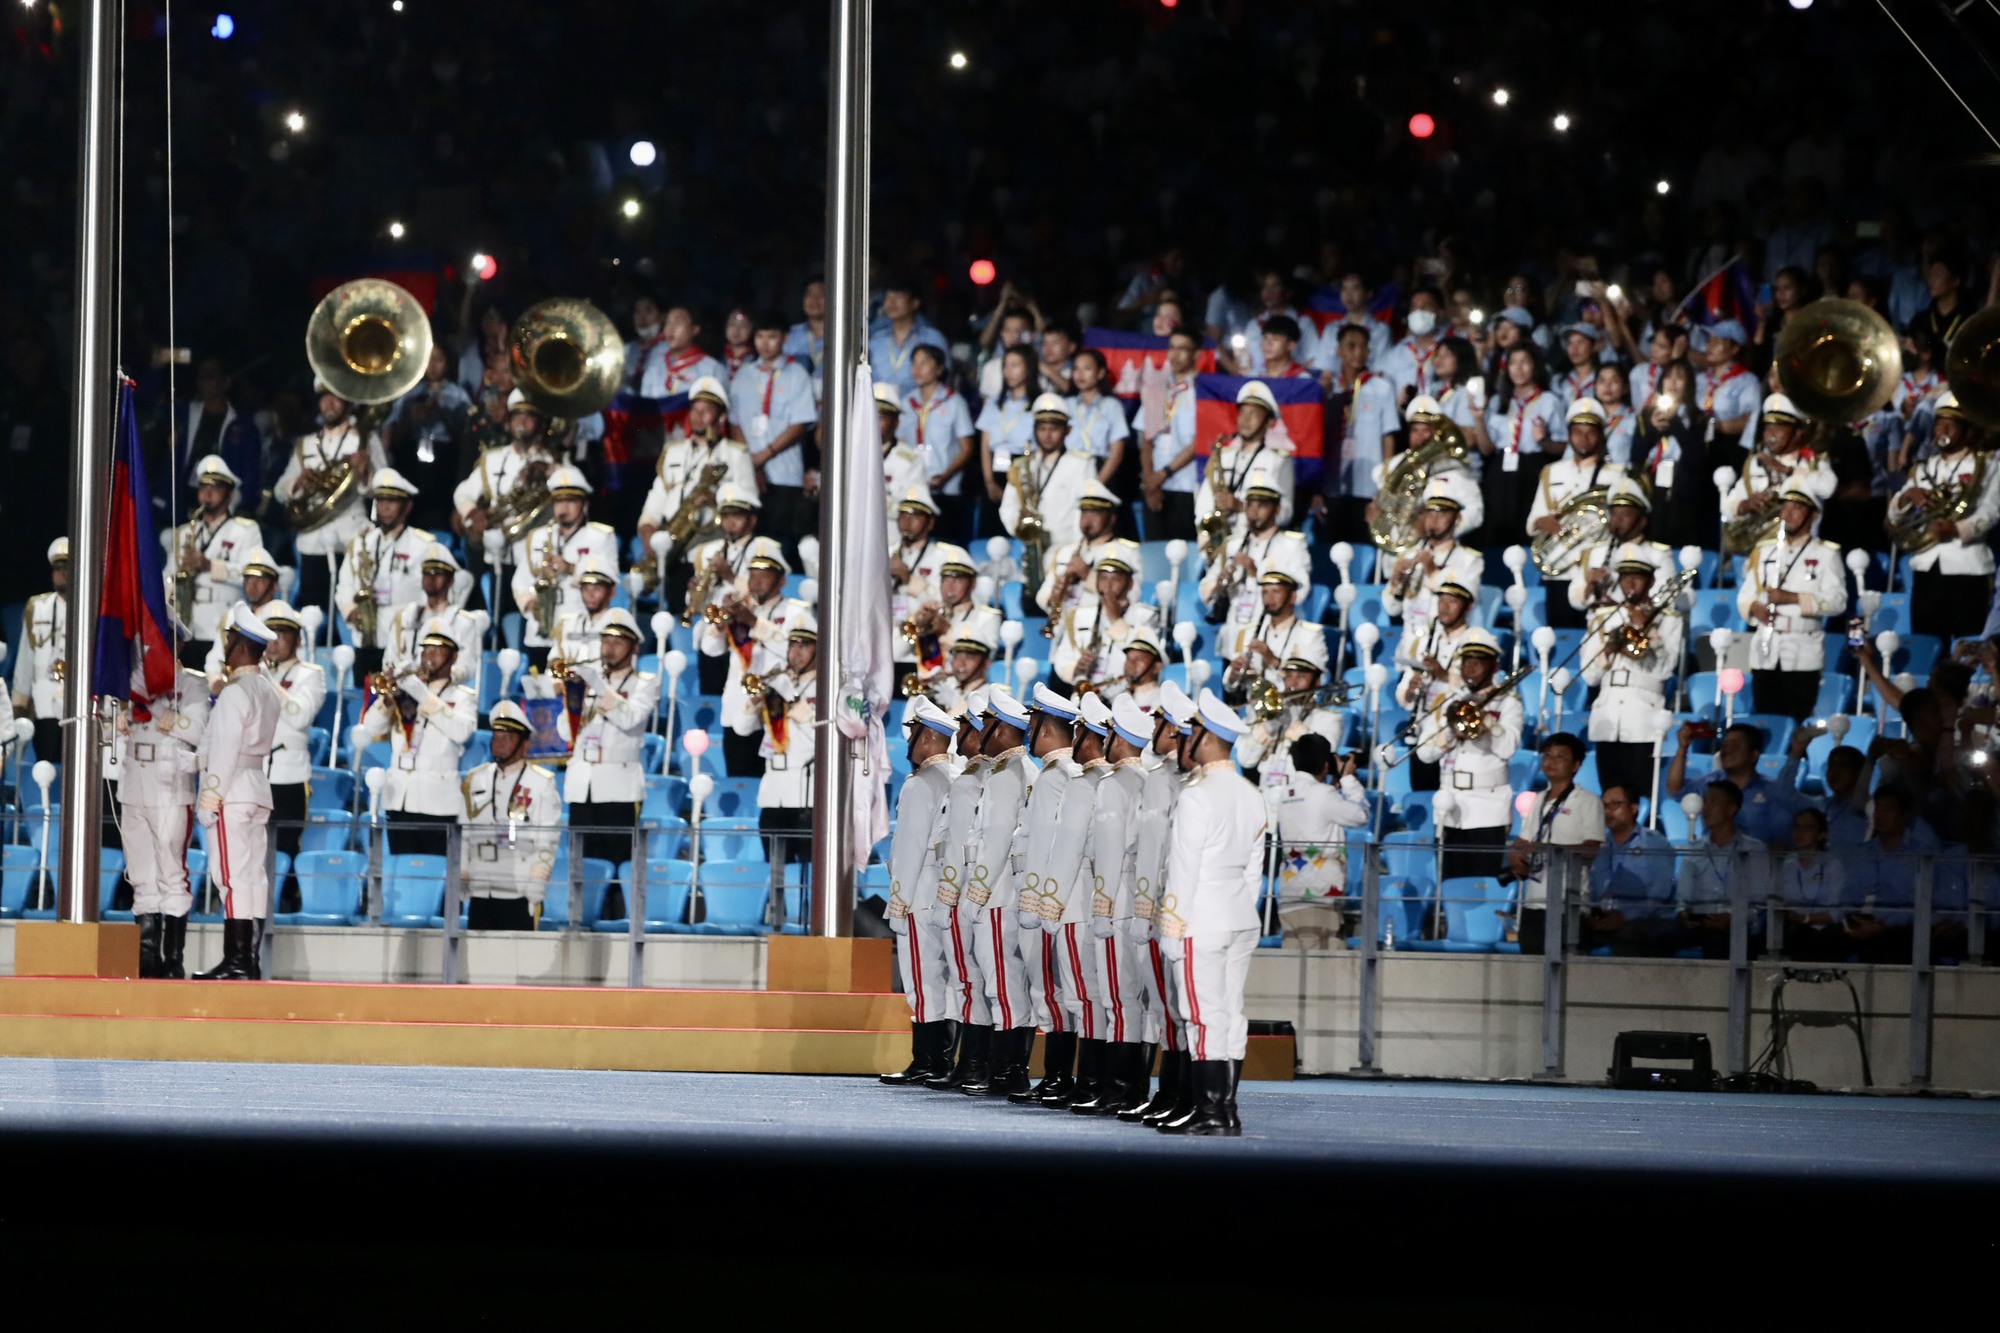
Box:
[1524,453,1627,573]
[1000,447,1097,551]
[731,669,815,808]
[1894,447,2000,575]
[1195,435,1297,536]
[1395,617,1475,713]
[967,748,1037,913]
[639,435,759,553]
[1272,771,1370,903]
[934,755,990,913]
[1053,600,1157,691]
[272,422,388,557]
[200,599,279,686]
[564,663,660,804]
[1127,758,1180,940]
[1721,447,1837,530]
[553,605,619,670]
[891,536,960,667]
[1092,760,1145,927]
[334,524,433,651]
[200,664,282,810]
[1382,539,1484,624]
[460,760,562,900]
[384,602,485,683]
[1236,706,1344,799]
[162,514,263,643]
[887,755,956,925]
[1198,528,1311,650]
[116,671,210,807]
[685,533,780,625]
[1415,688,1523,830]
[1160,759,1268,938]
[510,521,622,649]
[1036,534,1120,623]
[452,443,555,562]
[882,441,930,550]
[362,677,478,816]
[1580,605,1683,742]
[12,590,65,719]
[1736,532,1848,671]
[1222,614,1324,696]
[1016,749,1085,924]
[1567,538,1675,613]
[700,593,803,731]
[264,656,328,786]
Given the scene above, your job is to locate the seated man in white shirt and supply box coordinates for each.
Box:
[1271,733,1369,950]
[1504,732,1605,954]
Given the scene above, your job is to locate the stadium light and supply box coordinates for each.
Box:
[1552,112,1571,132]
[969,259,997,286]
[620,199,642,219]
[630,140,657,168]
[211,13,234,38]
[1408,113,1436,140]
[1491,88,1510,107]
[284,110,307,133]
[949,51,968,71]
[1789,0,1813,9]
[388,221,406,240]
[1656,179,1671,195]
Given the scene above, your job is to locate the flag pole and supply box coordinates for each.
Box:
[58,0,123,924]
[811,0,870,938]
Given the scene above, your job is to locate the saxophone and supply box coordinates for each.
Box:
[174,520,204,628]
[680,545,729,627]
[1197,439,1234,564]
[348,538,381,643]
[1009,453,1050,600]
[663,458,729,557]
[531,528,567,640]
[1072,599,1108,694]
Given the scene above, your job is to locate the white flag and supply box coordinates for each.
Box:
[836,362,892,859]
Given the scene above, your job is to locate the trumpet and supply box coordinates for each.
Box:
[740,671,766,699]
[547,656,576,682]
[702,599,736,629]
[900,672,935,700]
[1248,678,1355,722]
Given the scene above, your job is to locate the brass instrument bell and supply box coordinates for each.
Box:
[305,279,434,406]
[741,671,766,699]
[1945,305,2000,431]
[1772,298,1901,423]
[508,298,626,420]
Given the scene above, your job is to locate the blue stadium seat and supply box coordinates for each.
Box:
[539,858,615,930]
[308,726,331,767]
[1298,584,1331,623]
[1379,830,1437,889]
[704,777,761,820]
[382,854,446,927]
[700,819,765,863]
[300,813,355,854]
[1402,876,1513,953]
[1866,592,1912,638]
[1801,715,1877,794]
[1657,799,1696,845]
[309,766,355,811]
[1377,876,1426,945]
[592,861,694,933]
[1687,588,1741,640]
[6,842,46,915]
[282,850,367,926]
[696,867,776,935]
[642,775,687,822]
[98,848,129,921]
[1001,581,1025,622]
[641,733,667,774]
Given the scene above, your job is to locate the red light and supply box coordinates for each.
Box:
[969,259,997,286]
[1161,0,1178,7]
[472,253,499,281]
[1408,113,1436,139]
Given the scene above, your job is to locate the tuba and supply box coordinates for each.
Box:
[1531,486,1611,576]
[298,279,433,532]
[1369,417,1471,556]
[1773,298,1901,423]
[488,299,625,547]
[1945,305,2000,430]
[1010,453,1050,598]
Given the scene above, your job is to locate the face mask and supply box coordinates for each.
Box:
[635,322,661,340]
[1407,309,1438,337]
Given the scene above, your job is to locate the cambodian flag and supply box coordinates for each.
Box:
[1193,373,1326,489]
[94,380,177,704]
[601,388,690,468]
[1083,327,1215,396]
[1688,257,1761,341]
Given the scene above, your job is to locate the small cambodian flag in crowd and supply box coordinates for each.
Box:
[1083,327,1216,396]
[1689,258,1761,341]
[1192,373,1326,489]
[601,389,689,468]
[94,379,178,705]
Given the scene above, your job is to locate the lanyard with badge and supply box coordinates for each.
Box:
[484,768,525,853]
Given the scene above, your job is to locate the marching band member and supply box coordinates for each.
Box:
[1235,630,1342,796]
[1000,393,1097,552]
[383,544,483,685]
[1583,556,1684,804]
[1156,688,1267,1136]
[162,454,263,669]
[733,609,818,882]
[1394,398,1487,535]
[1125,680,1197,1125]
[1525,397,1630,627]
[13,539,68,763]
[1081,693,1162,1115]
[700,555,801,776]
[1381,473,1484,627]
[729,311,818,539]
[510,466,621,671]
[1220,569,1325,704]
[117,666,209,978]
[1196,381,1297,542]
[1720,393,1836,543]
[1889,392,2000,640]
[258,601,327,915]
[1505,733,1605,955]
[682,484,780,691]
[1394,579,1478,793]
[1738,490,1849,722]
[637,376,758,612]
[204,548,287,690]
[1051,542,1155,693]
[962,686,1039,1097]
[458,700,562,932]
[1112,626,1167,709]
[333,466,431,680]
[565,607,660,878]
[273,377,388,612]
[451,388,556,572]
[925,692,996,1089]
[1271,733,1369,951]
[883,696,963,1084]
[1414,628,1521,881]
[888,486,956,675]
[1035,690,1116,1110]
[361,617,478,856]
[553,557,623,670]
[193,605,283,981]
[1196,472,1311,649]
[1567,476,1673,616]
[1036,480,1122,622]
[926,607,1000,714]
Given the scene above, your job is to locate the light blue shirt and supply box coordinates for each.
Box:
[728,357,818,487]
[897,386,975,497]
[1591,825,1677,918]
[975,390,1037,475]
[868,321,950,395]
[1065,392,1130,461]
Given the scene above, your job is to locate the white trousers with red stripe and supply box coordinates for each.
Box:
[1026,918,1065,1033]
[123,802,194,916]
[970,905,1036,1032]
[897,907,952,1024]
[1128,925,1183,1051]
[211,803,272,922]
[1096,926,1144,1045]
[1053,921,1099,1039]
[943,906,991,1025]
[1172,929,1258,1062]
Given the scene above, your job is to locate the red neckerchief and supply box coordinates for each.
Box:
[910,384,952,446]
[724,345,755,375]
[759,359,782,416]
[1700,363,1745,412]
[1509,387,1543,452]
[1406,339,1440,393]
[663,347,707,391]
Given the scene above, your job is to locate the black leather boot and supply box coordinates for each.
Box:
[1015,1030,1075,1104]
[882,1020,953,1084]
[1157,1060,1236,1136]
[1048,1037,1105,1108]
[1075,1042,1148,1115]
[1227,1058,1244,1131]
[955,1025,998,1094]
[1131,1050,1184,1124]
[193,919,258,981]
[926,1023,987,1089]
[159,915,188,980]
[1155,1052,1205,1130]
[136,914,164,979]
[985,1028,1034,1097]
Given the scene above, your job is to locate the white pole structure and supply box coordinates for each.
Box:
[810,0,871,940]
[1648,706,1674,831]
[56,0,125,924]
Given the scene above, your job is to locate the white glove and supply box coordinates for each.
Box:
[1090,916,1115,940]
[575,663,606,692]
[1016,908,1042,931]
[417,691,444,718]
[887,913,909,936]
[397,673,425,697]
[929,902,954,930]
[152,708,179,734]
[196,805,218,829]
[196,791,222,828]
[1159,936,1186,962]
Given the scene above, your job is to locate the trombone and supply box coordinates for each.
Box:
[1248,678,1355,723]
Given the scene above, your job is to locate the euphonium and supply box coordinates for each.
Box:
[1887,451,1986,554]
[1369,417,1470,557]
[1531,486,1611,576]
[1010,454,1050,597]
[663,458,729,554]
[488,464,554,547]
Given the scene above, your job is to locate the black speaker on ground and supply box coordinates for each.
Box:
[1609,1030,1716,1091]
